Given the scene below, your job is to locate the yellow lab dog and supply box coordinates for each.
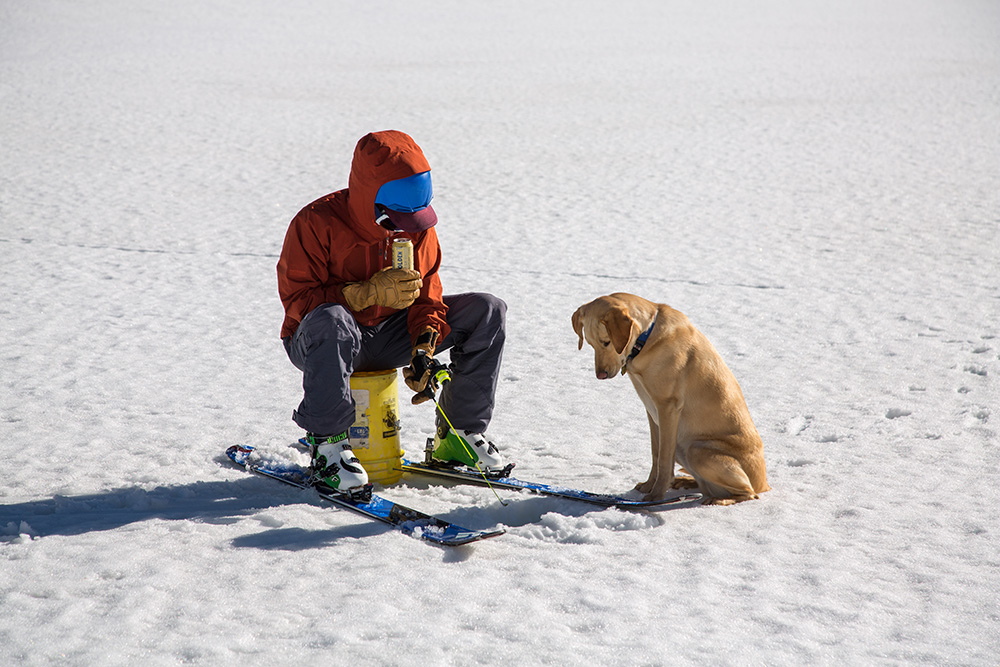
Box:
[572,293,770,505]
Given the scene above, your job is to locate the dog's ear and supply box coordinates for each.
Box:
[571,307,585,350]
[605,306,638,355]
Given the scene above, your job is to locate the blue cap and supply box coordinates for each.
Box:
[375,171,433,212]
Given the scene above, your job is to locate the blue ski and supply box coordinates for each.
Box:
[398,458,703,508]
[226,445,504,547]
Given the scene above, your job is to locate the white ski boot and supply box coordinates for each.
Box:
[307,432,369,496]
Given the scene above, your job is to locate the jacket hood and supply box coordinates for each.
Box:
[346,130,432,244]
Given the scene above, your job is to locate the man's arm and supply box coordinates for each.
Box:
[276,209,347,337]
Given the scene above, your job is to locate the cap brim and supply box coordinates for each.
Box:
[384,204,437,233]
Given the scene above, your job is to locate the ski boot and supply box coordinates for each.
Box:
[307,431,371,499]
[430,420,505,473]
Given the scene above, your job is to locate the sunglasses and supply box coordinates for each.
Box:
[375,204,401,231]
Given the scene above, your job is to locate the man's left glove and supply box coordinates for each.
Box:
[342,268,422,312]
[403,326,440,405]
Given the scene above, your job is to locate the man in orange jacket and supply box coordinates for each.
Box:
[277,131,506,494]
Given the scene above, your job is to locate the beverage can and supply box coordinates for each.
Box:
[392,238,414,271]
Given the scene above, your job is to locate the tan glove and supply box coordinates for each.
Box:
[402,326,440,404]
[342,268,422,311]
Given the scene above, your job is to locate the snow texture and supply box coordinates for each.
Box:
[2,0,999,664]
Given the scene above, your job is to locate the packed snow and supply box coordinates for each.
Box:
[2,0,999,664]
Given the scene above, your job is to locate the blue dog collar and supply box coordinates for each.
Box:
[622,318,656,375]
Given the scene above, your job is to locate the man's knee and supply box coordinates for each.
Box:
[451,293,506,331]
[477,293,506,330]
[297,304,361,353]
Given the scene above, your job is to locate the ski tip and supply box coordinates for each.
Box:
[433,527,506,546]
[226,444,255,465]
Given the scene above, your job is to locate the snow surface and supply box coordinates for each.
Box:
[2,0,999,664]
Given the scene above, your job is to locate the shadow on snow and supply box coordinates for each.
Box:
[1,461,697,551]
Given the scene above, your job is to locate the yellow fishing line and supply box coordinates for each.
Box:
[431,395,508,507]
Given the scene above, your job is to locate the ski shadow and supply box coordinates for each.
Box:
[0,474,397,548]
[230,523,387,550]
[0,467,499,553]
[1,477,295,539]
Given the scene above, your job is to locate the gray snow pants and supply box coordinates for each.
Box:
[283,293,506,436]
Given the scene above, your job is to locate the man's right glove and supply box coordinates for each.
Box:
[342,268,422,312]
[403,326,442,405]
[404,352,451,405]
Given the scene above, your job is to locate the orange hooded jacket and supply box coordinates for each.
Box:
[276,131,450,342]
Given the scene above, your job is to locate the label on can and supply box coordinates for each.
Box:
[392,238,413,271]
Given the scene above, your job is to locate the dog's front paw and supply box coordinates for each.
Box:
[640,484,673,502]
[634,480,654,494]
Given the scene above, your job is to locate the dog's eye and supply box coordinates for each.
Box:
[602,341,610,347]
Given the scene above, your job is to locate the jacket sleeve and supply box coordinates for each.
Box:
[276,208,349,338]
[407,227,450,344]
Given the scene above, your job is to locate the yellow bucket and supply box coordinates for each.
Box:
[348,369,403,485]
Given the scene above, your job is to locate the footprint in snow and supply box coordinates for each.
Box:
[784,414,813,435]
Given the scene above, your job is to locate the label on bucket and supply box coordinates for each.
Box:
[381,400,399,439]
[349,388,370,449]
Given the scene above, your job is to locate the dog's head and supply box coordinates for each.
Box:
[572,296,639,380]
